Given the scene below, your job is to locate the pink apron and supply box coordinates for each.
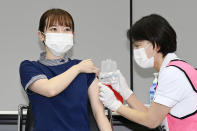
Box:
[166,60,197,131]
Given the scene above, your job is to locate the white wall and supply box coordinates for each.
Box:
[133,0,197,104]
[0,0,130,110]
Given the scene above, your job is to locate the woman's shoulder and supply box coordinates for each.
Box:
[20,60,40,69]
[69,58,82,64]
[20,59,35,64]
[159,65,186,82]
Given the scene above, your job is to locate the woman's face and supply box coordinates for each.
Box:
[133,40,155,59]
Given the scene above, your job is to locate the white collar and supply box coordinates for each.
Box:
[159,53,178,72]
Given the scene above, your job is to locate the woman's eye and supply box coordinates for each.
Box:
[134,45,139,48]
[50,28,57,31]
[66,28,71,31]
[64,28,71,32]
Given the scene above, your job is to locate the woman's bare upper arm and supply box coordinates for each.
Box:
[88,78,105,114]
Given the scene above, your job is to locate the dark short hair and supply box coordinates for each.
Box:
[129,14,177,57]
[39,8,74,33]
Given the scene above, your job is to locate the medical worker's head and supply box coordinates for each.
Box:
[38,8,75,57]
[129,14,177,69]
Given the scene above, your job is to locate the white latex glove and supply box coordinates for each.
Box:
[111,70,133,100]
[99,83,122,111]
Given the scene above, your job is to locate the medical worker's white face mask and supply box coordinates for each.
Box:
[44,33,73,56]
[134,44,155,68]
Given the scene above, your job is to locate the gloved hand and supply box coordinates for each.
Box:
[111,70,133,100]
[99,83,122,111]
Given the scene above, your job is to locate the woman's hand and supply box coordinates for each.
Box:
[76,59,99,75]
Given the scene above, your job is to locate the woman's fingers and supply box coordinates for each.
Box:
[77,59,100,75]
[91,67,99,75]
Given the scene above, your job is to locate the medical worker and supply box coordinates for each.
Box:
[99,14,197,131]
[19,8,112,131]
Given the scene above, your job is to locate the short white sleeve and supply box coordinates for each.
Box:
[154,66,187,107]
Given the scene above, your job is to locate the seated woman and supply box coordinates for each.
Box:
[19,8,112,131]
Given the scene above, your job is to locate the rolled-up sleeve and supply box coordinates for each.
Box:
[19,60,47,90]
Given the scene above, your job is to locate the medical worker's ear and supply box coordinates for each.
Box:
[38,31,45,42]
[153,42,160,52]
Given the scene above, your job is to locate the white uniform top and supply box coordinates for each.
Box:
[153,53,197,117]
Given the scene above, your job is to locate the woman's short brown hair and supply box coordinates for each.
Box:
[39,8,74,33]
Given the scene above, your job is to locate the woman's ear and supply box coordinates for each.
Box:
[38,31,45,42]
[154,42,160,52]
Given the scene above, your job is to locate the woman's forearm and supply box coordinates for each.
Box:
[117,105,154,128]
[30,65,80,97]
[126,94,148,112]
[117,102,170,129]
[46,65,80,96]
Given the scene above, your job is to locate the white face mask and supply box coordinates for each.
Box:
[44,33,73,56]
[134,44,155,68]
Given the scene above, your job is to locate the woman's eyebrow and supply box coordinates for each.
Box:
[64,26,71,29]
[133,41,140,45]
[49,26,57,28]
